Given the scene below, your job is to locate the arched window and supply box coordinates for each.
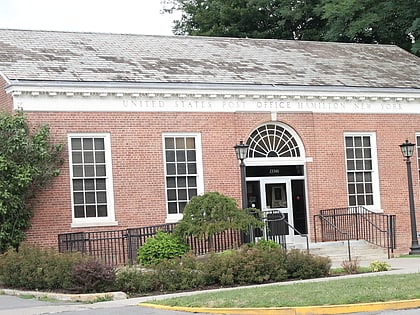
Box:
[247,124,301,158]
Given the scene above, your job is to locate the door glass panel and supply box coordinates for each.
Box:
[265,183,287,208]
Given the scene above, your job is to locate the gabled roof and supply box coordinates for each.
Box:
[0,28,419,89]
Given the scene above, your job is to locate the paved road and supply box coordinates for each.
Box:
[0,295,209,315]
[3,294,420,315]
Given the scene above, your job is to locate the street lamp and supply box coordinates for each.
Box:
[234,140,249,210]
[399,139,420,255]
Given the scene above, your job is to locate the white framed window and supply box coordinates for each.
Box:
[344,132,381,211]
[163,133,204,222]
[68,133,117,227]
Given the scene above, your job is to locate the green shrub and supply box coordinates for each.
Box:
[286,249,331,279]
[115,267,157,296]
[70,259,116,293]
[0,246,86,291]
[255,239,281,250]
[137,231,189,266]
[369,260,390,272]
[154,254,206,292]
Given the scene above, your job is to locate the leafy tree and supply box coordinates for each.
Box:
[0,111,63,253]
[173,191,263,251]
[163,0,420,55]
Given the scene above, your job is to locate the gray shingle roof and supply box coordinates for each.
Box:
[0,28,419,89]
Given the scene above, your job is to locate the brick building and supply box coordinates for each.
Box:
[0,29,419,254]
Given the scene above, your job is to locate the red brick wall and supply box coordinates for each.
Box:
[21,110,420,254]
[0,78,13,112]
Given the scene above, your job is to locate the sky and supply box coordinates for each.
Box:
[0,0,180,35]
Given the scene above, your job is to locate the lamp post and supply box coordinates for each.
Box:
[399,139,420,255]
[234,140,249,210]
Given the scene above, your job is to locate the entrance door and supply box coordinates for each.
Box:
[260,178,294,243]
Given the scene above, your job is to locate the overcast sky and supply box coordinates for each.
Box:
[0,0,180,35]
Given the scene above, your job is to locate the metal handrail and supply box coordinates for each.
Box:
[264,211,309,252]
[316,206,396,259]
[314,214,352,261]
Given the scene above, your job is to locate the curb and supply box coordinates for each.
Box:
[140,299,420,315]
[0,289,127,303]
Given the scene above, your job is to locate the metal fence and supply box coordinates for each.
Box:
[58,223,245,266]
[313,206,396,258]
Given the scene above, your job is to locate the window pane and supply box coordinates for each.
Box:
[168,202,178,214]
[347,172,355,182]
[188,163,197,174]
[346,149,354,159]
[166,151,175,162]
[72,152,83,163]
[74,192,84,204]
[167,189,177,201]
[94,138,105,150]
[355,148,363,158]
[166,163,176,175]
[178,189,187,200]
[83,138,93,150]
[85,192,96,204]
[73,179,84,190]
[188,189,197,198]
[347,160,355,170]
[364,172,372,182]
[97,191,107,203]
[364,148,371,158]
[357,195,365,205]
[176,138,185,149]
[84,151,94,163]
[166,177,176,188]
[363,136,371,147]
[364,160,372,170]
[188,176,197,187]
[176,150,186,162]
[177,163,187,174]
[366,195,373,205]
[96,165,106,176]
[177,177,186,187]
[354,137,362,147]
[365,183,373,193]
[345,137,353,147]
[73,165,83,177]
[186,138,195,149]
[349,195,356,206]
[71,138,82,150]
[356,173,363,182]
[165,138,174,149]
[74,206,85,218]
[86,205,96,217]
[85,179,95,190]
[348,184,355,194]
[97,205,108,217]
[355,160,363,170]
[84,165,95,177]
[187,150,196,161]
[96,179,106,190]
[95,151,105,163]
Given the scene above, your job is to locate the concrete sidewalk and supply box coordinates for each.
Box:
[1,257,419,315]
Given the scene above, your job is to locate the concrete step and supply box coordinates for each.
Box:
[292,240,390,268]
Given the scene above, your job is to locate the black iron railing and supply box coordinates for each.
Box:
[313,206,396,258]
[58,223,244,266]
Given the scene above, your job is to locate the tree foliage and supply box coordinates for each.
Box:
[163,0,420,56]
[173,191,263,250]
[0,111,63,252]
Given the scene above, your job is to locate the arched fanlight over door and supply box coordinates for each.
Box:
[247,124,301,158]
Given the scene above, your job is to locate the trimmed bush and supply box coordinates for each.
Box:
[137,231,189,266]
[0,246,86,291]
[286,249,331,279]
[70,259,116,293]
[115,267,157,296]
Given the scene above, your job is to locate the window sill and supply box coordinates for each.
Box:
[71,221,119,228]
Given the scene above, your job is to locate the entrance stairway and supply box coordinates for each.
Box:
[295,240,390,268]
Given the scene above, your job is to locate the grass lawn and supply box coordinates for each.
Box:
[148,273,420,308]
